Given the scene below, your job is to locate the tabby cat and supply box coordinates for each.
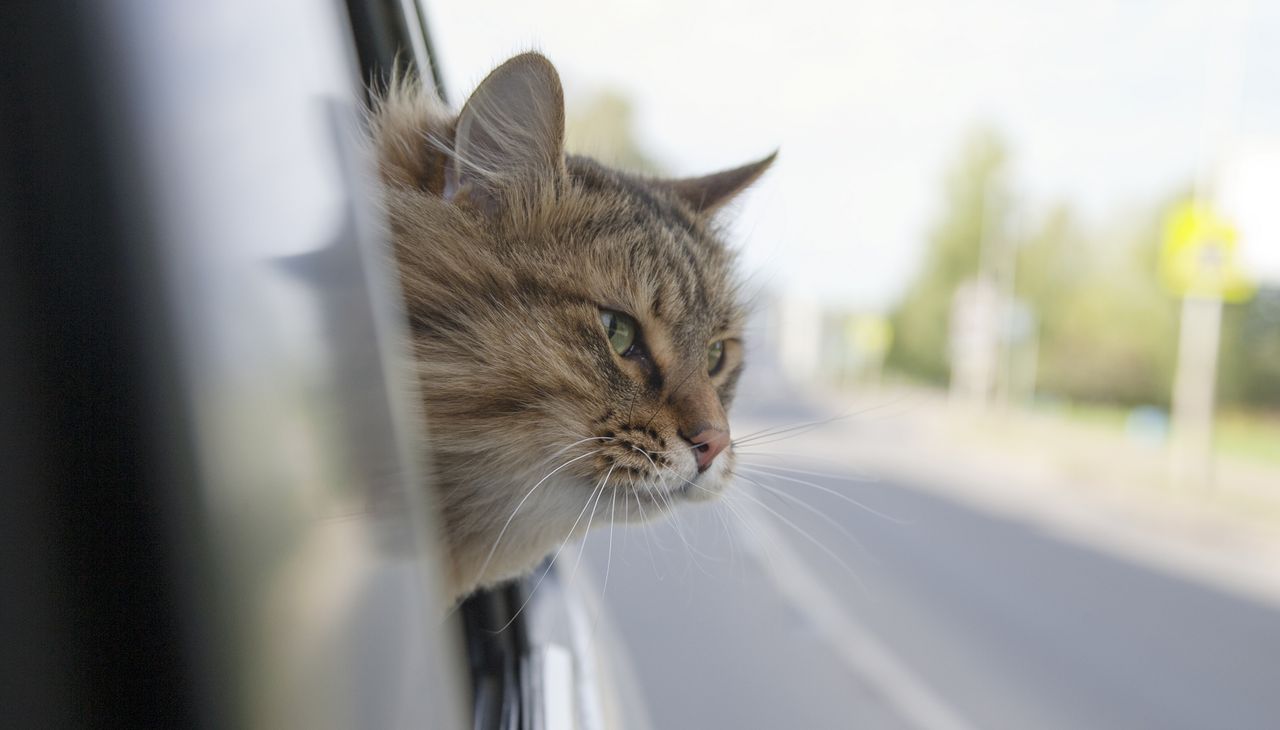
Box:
[372,53,772,601]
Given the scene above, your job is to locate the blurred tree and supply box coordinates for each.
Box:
[1218,287,1280,410]
[887,127,1010,383]
[1020,205,1179,407]
[1015,203,1083,329]
[564,91,660,174]
[890,126,1275,413]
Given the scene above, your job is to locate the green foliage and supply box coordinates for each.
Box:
[1018,199,1276,410]
[890,124,1277,412]
[1019,205,1179,407]
[887,127,1010,382]
[1218,289,1280,409]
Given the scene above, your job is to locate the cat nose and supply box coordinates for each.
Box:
[685,427,730,473]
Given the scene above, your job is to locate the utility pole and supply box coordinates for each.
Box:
[1167,0,1253,489]
[1169,294,1223,489]
[1161,204,1252,489]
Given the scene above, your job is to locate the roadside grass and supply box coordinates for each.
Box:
[1216,411,1280,466]
[1030,400,1280,468]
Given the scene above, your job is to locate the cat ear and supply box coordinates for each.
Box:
[446,53,566,213]
[660,151,777,215]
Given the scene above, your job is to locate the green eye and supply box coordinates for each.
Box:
[707,340,726,374]
[600,310,637,355]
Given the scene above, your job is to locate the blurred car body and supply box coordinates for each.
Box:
[1,1,644,728]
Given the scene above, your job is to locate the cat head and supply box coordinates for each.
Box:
[375,53,773,596]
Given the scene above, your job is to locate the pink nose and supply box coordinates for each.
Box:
[688,427,730,473]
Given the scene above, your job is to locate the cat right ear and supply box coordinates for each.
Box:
[659,151,777,215]
[446,53,566,214]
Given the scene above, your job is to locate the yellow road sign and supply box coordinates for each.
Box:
[1160,202,1254,302]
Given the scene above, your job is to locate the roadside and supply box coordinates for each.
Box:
[735,385,1280,608]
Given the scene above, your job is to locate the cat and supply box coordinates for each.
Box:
[371,52,773,602]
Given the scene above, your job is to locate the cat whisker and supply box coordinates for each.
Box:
[655,479,725,573]
[734,465,911,526]
[568,463,616,589]
[734,473,878,562]
[732,448,879,465]
[730,395,920,449]
[731,424,846,450]
[628,444,695,493]
[727,483,867,590]
[626,447,734,568]
[641,364,704,432]
[731,413,854,446]
[733,459,880,485]
[475,448,602,583]
[633,459,708,577]
[711,501,735,566]
[492,467,612,633]
[630,481,667,578]
[571,435,682,463]
[626,385,642,431]
[738,492,779,563]
[721,489,779,573]
[684,479,784,573]
[542,435,621,464]
[709,494,758,573]
[596,485,620,637]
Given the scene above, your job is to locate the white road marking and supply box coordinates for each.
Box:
[736,490,978,730]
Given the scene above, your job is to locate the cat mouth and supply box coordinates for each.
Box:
[609,468,692,497]
[586,460,695,503]
[587,429,721,503]
[617,461,724,502]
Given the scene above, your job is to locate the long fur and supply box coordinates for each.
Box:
[370,54,771,601]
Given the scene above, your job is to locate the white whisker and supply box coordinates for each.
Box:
[730,485,867,591]
[632,487,665,577]
[735,465,911,526]
[569,464,615,585]
[736,473,878,562]
[730,393,921,449]
[493,468,608,633]
[475,448,601,583]
[628,448,718,572]
[731,413,852,446]
[595,486,620,639]
[721,489,778,572]
[735,459,880,485]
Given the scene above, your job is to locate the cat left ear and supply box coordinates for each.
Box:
[659,151,777,215]
[446,53,566,213]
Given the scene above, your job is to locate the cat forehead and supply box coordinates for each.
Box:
[555,157,742,330]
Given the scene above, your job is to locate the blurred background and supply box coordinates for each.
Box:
[428,2,1280,729]
[9,1,1277,728]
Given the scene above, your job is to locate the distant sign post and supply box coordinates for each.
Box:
[1160,204,1253,303]
[1161,203,1254,489]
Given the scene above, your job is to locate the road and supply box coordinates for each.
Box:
[580,397,1280,730]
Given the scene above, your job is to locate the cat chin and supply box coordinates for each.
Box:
[671,451,735,504]
[676,474,731,503]
[447,451,736,599]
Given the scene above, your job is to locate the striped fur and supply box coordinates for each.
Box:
[372,54,772,601]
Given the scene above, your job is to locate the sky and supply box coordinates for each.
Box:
[425,0,1280,310]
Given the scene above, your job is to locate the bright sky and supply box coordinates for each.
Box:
[426,0,1280,310]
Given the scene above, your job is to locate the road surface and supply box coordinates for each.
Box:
[580,400,1280,730]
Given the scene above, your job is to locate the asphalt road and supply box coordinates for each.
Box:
[581,408,1280,730]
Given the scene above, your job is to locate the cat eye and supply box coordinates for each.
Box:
[707,340,726,375]
[600,310,637,356]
